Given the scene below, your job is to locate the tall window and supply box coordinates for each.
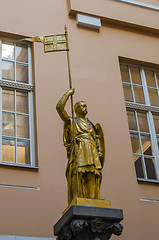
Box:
[0,39,35,167]
[120,63,159,181]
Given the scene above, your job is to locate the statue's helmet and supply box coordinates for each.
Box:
[74,101,86,114]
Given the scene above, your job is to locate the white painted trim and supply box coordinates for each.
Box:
[112,0,159,11]
[0,236,55,240]
[137,177,159,183]
[0,183,40,190]
[140,198,159,203]
[76,13,101,30]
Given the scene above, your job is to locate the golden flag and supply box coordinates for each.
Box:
[21,36,44,43]
[44,34,68,53]
[20,34,68,53]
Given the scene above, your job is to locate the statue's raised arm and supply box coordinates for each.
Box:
[56,88,75,125]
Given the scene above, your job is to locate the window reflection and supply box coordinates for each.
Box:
[16,44,28,63]
[145,70,156,88]
[156,72,159,87]
[2,138,15,163]
[130,67,141,85]
[137,112,149,133]
[17,140,30,164]
[145,158,157,180]
[133,86,145,104]
[120,65,130,83]
[148,89,159,107]
[123,84,133,102]
[16,64,28,83]
[2,61,14,81]
[2,89,15,112]
[2,113,15,137]
[141,135,153,156]
[153,114,159,135]
[2,42,14,60]
[127,111,137,131]
[134,156,144,178]
[16,92,28,114]
[131,134,141,154]
[17,115,29,138]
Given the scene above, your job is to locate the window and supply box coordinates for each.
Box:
[0,39,35,167]
[120,63,159,181]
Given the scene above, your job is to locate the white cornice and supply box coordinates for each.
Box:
[112,0,159,11]
[76,13,101,30]
[0,236,55,240]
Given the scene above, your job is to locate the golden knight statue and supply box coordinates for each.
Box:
[56,89,105,205]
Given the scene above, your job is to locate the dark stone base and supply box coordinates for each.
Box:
[53,205,124,240]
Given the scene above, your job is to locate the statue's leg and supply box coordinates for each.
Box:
[66,166,73,205]
[67,177,72,205]
[84,172,96,198]
[71,173,84,199]
[78,172,84,198]
[72,174,78,199]
[95,173,102,199]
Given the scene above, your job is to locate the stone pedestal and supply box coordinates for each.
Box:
[53,205,124,240]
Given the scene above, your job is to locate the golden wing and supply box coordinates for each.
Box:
[95,123,105,168]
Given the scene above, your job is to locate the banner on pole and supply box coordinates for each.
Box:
[44,34,68,53]
[20,34,69,53]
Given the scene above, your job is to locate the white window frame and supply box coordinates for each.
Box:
[121,62,159,182]
[0,38,36,168]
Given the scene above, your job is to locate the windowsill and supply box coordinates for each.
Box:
[0,162,39,170]
[137,178,159,184]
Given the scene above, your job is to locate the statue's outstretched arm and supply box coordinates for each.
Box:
[56,88,75,124]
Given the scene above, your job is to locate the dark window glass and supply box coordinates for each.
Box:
[145,158,157,180]
[134,156,144,178]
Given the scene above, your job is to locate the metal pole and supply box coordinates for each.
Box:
[65,25,79,199]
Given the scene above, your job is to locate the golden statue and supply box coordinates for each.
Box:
[56,89,105,205]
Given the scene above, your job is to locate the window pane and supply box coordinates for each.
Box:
[16,64,28,83]
[131,134,141,154]
[157,137,159,150]
[127,111,137,131]
[123,84,133,102]
[141,135,153,156]
[17,140,30,164]
[130,67,141,85]
[16,92,28,114]
[148,89,159,106]
[133,86,145,104]
[17,115,29,138]
[134,156,145,178]
[2,113,15,136]
[145,70,156,88]
[145,158,157,180]
[153,114,159,135]
[2,61,14,81]
[2,89,14,112]
[2,42,14,60]
[2,138,15,163]
[16,44,28,63]
[156,72,159,87]
[120,65,130,83]
[137,112,149,132]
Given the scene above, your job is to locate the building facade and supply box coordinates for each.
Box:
[0,0,159,239]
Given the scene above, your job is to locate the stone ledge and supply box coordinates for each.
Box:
[54,205,124,237]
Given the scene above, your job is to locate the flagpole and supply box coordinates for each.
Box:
[65,25,79,199]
